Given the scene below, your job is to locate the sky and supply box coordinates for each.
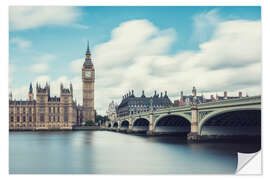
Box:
[9,6,261,115]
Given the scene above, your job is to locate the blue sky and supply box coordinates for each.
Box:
[9,6,261,114]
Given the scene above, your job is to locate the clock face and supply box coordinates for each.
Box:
[85,71,91,78]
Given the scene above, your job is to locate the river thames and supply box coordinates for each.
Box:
[9,131,260,174]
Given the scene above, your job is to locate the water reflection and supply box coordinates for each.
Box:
[9,131,260,174]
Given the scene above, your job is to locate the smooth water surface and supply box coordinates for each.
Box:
[9,131,259,174]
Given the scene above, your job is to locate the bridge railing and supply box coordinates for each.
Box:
[153,105,191,114]
[113,105,191,121]
[109,96,261,123]
[197,95,261,107]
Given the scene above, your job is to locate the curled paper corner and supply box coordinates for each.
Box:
[236,150,262,175]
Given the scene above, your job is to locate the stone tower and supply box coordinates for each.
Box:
[82,41,95,124]
[36,83,50,128]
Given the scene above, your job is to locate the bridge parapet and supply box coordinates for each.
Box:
[107,95,261,139]
[155,105,191,114]
[197,96,261,109]
[114,105,192,124]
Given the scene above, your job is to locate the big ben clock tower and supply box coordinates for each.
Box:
[82,41,95,124]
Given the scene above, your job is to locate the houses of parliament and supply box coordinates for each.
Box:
[9,42,95,130]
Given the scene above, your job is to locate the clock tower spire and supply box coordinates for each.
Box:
[84,40,93,67]
[82,41,95,124]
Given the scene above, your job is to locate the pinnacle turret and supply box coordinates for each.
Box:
[29,83,33,94]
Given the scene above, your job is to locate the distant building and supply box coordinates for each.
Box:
[215,91,244,101]
[177,87,207,106]
[176,88,245,106]
[117,90,172,117]
[107,101,118,121]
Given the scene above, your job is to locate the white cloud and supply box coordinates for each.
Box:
[69,58,84,73]
[91,19,261,115]
[28,54,56,74]
[10,75,49,100]
[93,19,176,70]
[196,20,261,69]
[30,63,49,73]
[192,9,221,43]
[9,7,81,30]
[10,37,31,49]
[8,64,15,88]
[11,85,29,101]
[34,75,50,84]
[11,17,261,115]
[70,76,82,103]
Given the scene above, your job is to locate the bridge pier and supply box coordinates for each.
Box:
[129,117,133,131]
[116,120,120,132]
[125,117,133,133]
[127,129,133,134]
[187,105,200,141]
[146,113,154,135]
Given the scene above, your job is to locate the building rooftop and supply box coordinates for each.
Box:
[118,90,172,108]
[9,100,36,105]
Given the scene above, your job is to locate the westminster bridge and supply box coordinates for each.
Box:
[106,96,261,140]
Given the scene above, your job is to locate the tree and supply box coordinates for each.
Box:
[95,114,110,126]
[85,120,95,126]
[95,115,104,123]
[103,115,109,122]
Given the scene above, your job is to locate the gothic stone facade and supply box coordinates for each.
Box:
[9,83,80,130]
[9,42,95,130]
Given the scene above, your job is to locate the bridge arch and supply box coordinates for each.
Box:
[154,114,191,134]
[120,120,129,128]
[133,117,150,126]
[154,113,191,126]
[199,107,261,136]
[113,122,119,128]
[132,118,150,131]
[108,123,111,128]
